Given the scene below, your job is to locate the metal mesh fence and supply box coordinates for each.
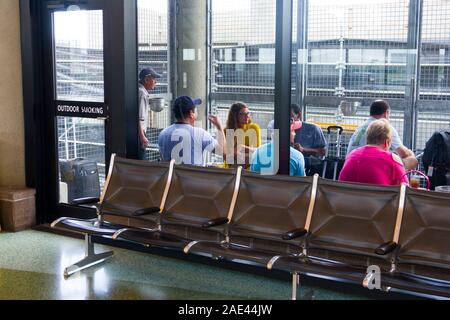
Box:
[57,117,106,203]
[420,0,450,100]
[415,0,450,151]
[304,106,405,159]
[138,0,171,162]
[54,10,104,102]
[301,0,409,159]
[211,0,276,96]
[210,0,277,165]
[306,0,409,99]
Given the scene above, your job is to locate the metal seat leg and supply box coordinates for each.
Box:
[291,272,315,300]
[292,272,300,300]
[64,234,114,278]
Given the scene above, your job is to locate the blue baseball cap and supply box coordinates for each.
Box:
[139,67,162,81]
[173,96,202,115]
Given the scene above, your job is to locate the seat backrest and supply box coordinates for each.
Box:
[163,165,237,225]
[229,171,313,243]
[101,157,170,217]
[308,179,400,257]
[398,188,450,269]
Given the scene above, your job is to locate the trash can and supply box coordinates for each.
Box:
[0,187,36,232]
[60,159,101,204]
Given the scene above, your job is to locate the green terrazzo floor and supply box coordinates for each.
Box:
[0,230,368,300]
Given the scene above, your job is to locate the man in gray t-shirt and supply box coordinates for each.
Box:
[346,100,418,171]
[138,67,161,160]
[158,96,225,166]
[347,117,403,155]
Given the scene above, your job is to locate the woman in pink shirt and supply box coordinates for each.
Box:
[339,119,409,186]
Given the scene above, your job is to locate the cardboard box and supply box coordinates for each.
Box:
[0,187,36,232]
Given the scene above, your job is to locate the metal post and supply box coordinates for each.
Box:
[404,0,423,149]
[275,0,294,175]
[296,0,309,119]
[64,233,114,278]
[169,0,178,123]
[292,272,300,300]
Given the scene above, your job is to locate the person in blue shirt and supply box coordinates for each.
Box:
[158,96,225,166]
[250,121,305,177]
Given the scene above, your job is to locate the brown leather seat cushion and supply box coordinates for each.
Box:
[307,180,400,266]
[398,189,450,271]
[101,157,169,219]
[230,172,313,244]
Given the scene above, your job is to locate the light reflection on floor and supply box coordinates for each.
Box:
[0,230,367,300]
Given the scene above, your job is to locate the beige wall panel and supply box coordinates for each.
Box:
[0,0,25,186]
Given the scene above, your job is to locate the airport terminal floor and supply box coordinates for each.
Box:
[0,229,377,300]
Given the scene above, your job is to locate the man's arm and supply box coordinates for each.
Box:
[138,91,149,147]
[293,144,326,157]
[294,124,327,157]
[390,125,417,171]
[395,146,418,171]
[139,121,149,148]
[208,115,226,155]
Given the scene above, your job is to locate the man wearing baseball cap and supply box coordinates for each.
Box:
[138,67,162,160]
[158,96,226,166]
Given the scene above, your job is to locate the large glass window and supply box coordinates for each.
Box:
[416,0,450,150]
[137,0,171,162]
[293,0,410,160]
[210,0,276,155]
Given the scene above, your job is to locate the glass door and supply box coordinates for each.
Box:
[53,9,107,205]
[43,2,108,217]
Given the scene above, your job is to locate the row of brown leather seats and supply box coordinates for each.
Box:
[52,155,450,299]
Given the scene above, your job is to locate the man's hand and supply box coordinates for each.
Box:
[140,130,149,148]
[396,146,418,171]
[293,143,304,153]
[208,115,226,156]
[208,115,223,131]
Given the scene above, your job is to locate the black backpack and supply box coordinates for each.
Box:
[422,130,450,189]
[422,130,450,169]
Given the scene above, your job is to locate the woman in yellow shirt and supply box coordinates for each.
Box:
[223,102,261,169]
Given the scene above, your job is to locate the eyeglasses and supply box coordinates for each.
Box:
[239,112,251,117]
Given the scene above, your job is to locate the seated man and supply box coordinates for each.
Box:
[158,96,225,166]
[290,104,327,174]
[339,119,409,186]
[251,121,305,177]
[347,100,418,171]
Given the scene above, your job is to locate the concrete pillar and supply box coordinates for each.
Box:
[175,0,208,128]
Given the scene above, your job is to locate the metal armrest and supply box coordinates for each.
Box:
[51,217,98,228]
[282,228,308,241]
[202,217,229,228]
[112,227,159,240]
[133,207,161,217]
[267,253,304,270]
[375,241,399,255]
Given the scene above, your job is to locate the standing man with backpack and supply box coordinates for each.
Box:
[422,128,450,189]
